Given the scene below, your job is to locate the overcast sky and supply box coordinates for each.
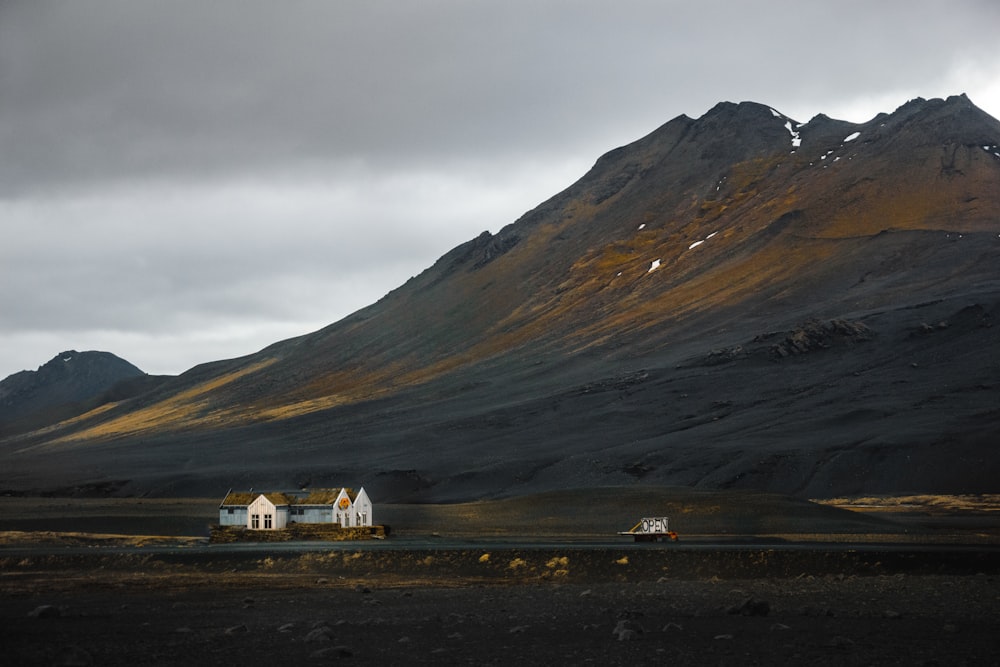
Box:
[2,1,999,380]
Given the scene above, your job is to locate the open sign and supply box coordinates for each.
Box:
[638,517,669,533]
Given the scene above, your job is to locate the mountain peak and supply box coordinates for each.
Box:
[3,95,999,501]
[0,350,146,437]
[34,350,141,375]
[704,99,789,120]
[896,92,973,112]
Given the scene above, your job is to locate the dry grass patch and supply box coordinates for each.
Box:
[0,531,204,548]
[815,494,1000,514]
[49,359,278,442]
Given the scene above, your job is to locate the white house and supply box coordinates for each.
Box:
[219,487,374,530]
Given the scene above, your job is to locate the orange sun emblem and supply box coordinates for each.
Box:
[338,497,351,510]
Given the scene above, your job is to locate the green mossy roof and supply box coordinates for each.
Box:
[220,488,357,507]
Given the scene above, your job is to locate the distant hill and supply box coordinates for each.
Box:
[0,351,165,438]
[2,94,998,500]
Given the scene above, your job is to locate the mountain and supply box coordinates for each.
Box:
[2,94,998,500]
[0,351,159,438]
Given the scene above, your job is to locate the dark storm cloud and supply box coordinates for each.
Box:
[1,0,998,378]
[2,1,608,193]
[5,0,995,195]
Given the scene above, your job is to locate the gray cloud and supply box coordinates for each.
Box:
[2,0,999,378]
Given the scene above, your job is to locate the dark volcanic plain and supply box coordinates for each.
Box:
[2,489,1000,666]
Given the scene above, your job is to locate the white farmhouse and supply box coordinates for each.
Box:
[218,487,373,530]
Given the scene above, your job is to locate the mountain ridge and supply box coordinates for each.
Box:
[0,351,158,438]
[2,94,998,500]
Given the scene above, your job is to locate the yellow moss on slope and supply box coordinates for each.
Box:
[49,358,278,443]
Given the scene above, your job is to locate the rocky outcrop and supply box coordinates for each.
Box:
[768,320,874,358]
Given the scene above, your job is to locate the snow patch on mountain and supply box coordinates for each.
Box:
[785,121,802,148]
[687,231,719,251]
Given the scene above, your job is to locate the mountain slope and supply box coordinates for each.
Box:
[0,351,156,438]
[2,94,998,500]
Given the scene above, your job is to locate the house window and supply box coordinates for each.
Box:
[227,508,234,515]
[264,514,273,529]
[251,513,260,529]
[361,512,367,525]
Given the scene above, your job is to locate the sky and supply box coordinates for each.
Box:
[2,1,999,380]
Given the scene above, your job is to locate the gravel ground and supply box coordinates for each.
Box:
[2,550,999,666]
[2,492,998,665]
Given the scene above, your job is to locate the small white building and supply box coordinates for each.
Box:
[219,487,374,530]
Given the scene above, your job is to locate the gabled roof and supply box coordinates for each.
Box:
[220,491,255,506]
[220,488,358,507]
[300,488,354,505]
[260,492,294,506]
[220,491,293,506]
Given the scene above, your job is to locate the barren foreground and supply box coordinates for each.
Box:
[2,554,999,666]
[1,489,998,665]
